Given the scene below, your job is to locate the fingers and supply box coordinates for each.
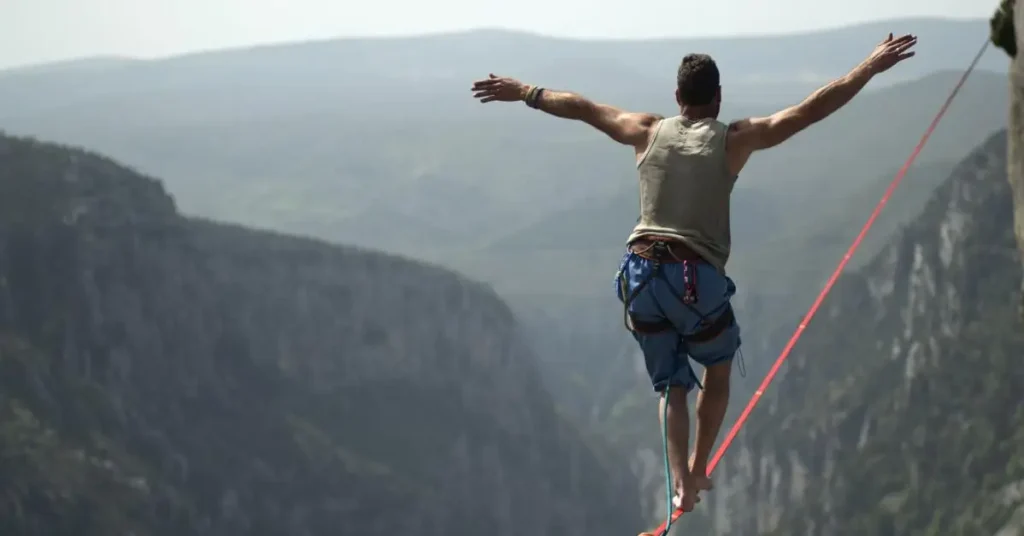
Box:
[888,34,916,48]
[867,33,917,73]
[470,79,500,103]
[472,74,508,88]
[880,34,916,62]
[471,74,520,103]
[896,35,917,45]
[472,79,505,103]
[880,33,914,50]
[472,78,501,89]
[890,36,918,56]
[471,78,500,104]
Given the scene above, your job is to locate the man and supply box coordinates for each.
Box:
[470,33,917,515]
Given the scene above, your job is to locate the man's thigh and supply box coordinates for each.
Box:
[632,330,699,394]
[687,321,741,369]
[616,253,738,390]
[654,262,742,368]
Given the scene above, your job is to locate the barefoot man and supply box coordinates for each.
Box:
[471,33,917,524]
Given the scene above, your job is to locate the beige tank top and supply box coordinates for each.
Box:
[626,116,738,273]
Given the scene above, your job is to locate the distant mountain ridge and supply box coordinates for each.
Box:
[0,18,1003,112]
[0,56,138,75]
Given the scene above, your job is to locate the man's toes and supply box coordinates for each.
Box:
[673,493,699,508]
[673,492,698,512]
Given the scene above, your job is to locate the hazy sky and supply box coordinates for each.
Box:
[2,0,993,69]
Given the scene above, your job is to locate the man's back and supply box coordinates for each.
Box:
[629,116,737,273]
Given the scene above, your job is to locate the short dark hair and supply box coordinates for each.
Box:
[676,54,720,106]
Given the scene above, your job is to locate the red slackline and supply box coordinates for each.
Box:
[649,37,992,536]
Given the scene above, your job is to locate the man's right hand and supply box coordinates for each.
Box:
[862,33,918,75]
[724,33,918,174]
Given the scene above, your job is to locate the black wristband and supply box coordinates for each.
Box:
[526,87,544,108]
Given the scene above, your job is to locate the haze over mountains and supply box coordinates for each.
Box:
[0,13,1020,535]
[0,18,1008,292]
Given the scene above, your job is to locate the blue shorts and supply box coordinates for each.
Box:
[615,250,741,393]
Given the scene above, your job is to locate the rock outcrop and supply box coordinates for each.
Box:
[1013,0,1024,295]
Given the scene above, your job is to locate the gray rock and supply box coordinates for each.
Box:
[1012,0,1024,305]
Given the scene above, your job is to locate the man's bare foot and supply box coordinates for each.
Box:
[672,490,699,512]
[689,459,714,492]
[671,475,701,512]
[693,473,713,493]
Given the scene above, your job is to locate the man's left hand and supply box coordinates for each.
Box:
[471,74,528,103]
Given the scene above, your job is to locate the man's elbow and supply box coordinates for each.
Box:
[756,127,793,150]
[762,113,814,148]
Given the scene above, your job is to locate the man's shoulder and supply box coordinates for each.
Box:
[646,113,672,128]
[722,118,758,148]
[723,118,751,133]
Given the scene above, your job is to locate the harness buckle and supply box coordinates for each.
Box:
[650,240,670,257]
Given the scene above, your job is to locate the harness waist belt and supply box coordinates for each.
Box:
[628,237,703,263]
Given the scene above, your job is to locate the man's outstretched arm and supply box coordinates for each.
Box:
[530,88,662,147]
[727,33,918,169]
[471,74,661,150]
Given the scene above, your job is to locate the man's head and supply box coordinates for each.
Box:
[676,53,721,118]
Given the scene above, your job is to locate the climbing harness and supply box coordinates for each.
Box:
[645,37,992,536]
[617,238,736,344]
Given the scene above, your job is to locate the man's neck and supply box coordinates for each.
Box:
[679,106,717,121]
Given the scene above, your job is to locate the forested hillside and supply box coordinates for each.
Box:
[0,133,642,535]
[688,131,1024,534]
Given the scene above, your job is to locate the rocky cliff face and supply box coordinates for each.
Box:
[1012,0,1024,293]
[0,133,642,535]
[684,130,1024,535]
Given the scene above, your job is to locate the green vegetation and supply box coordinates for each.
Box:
[699,130,1024,534]
[0,336,156,535]
[992,0,1018,57]
[0,133,642,535]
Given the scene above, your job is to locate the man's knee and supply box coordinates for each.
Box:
[661,383,691,404]
[655,374,698,397]
[702,360,732,392]
[689,320,741,374]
